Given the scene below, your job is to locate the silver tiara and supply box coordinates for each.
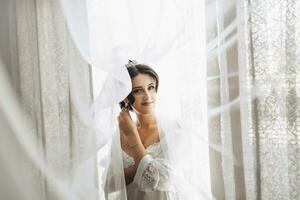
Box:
[125,60,138,68]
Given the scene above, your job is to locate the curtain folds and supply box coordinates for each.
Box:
[207,0,300,199]
[1,0,300,199]
[0,0,95,199]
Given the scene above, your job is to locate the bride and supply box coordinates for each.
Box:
[117,60,171,199]
[105,60,211,200]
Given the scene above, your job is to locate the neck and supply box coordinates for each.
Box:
[136,112,157,129]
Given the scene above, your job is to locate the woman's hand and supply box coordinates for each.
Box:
[118,108,138,137]
[118,108,147,174]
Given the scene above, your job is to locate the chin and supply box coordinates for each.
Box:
[142,110,155,115]
[134,107,155,115]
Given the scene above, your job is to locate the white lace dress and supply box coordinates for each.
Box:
[122,140,171,200]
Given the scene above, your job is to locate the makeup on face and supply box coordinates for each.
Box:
[131,82,156,96]
[132,83,155,105]
[130,74,157,114]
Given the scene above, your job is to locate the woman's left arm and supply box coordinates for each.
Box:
[119,109,171,190]
[132,154,171,192]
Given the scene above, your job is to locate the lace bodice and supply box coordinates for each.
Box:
[122,141,170,194]
[122,142,161,168]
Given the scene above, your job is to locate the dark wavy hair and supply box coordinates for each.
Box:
[126,64,159,91]
[119,63,159,110]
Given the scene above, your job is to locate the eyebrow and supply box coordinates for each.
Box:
[132,82,155,90]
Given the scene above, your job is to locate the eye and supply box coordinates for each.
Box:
[148,85,155,90]
[132,89,143,94]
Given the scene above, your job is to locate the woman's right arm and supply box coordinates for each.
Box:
[122,133,146,185]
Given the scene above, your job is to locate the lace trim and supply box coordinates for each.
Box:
[122,151,135,168]
[122,142,161,169]
[145,141,160,151]
[140,161,159,191]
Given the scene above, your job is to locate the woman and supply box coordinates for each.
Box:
[108,60,172,200]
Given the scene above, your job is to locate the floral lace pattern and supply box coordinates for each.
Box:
[122,151,135,169]
[139,161,159,192]
[122,142,160,169]
[122,142,163,192]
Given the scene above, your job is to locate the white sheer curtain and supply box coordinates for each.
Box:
[1,0,211,199]
[0,0,96,199]
[2,0,300,199]
[62,0,212,199]
[207,0,300,199]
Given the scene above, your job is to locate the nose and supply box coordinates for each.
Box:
[143,90,152,101]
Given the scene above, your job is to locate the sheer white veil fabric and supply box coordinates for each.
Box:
[61,0,213,199]
[3,0,285,199]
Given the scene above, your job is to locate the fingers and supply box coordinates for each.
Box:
[121,107,129,112]
[120,107,131,116]
[118,108,131,122]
